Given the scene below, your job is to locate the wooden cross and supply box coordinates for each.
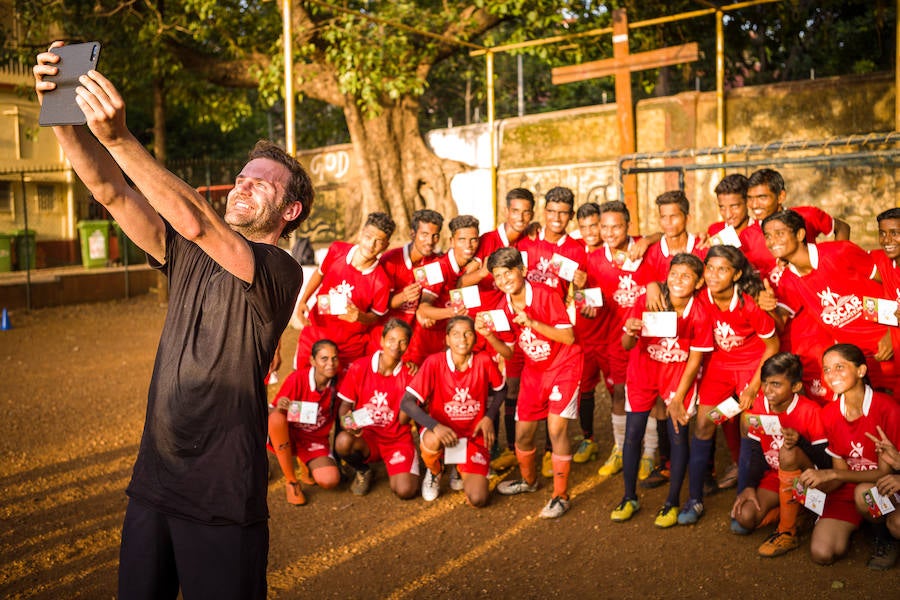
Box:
[552,9,699,229]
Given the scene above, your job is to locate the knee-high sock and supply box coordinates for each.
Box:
[514,445,537,485]
[688,436,715,503]
[666,420,691,507]
[623,411,650,500]
[658,417,670,464]
[552,454,572,499]
[579,393,595,439]
[419,441,443,476]
[611,413,626,451]
[642,416,658,458]
[777,468,802,534]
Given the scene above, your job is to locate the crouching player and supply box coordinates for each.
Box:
[334,319,419,499]
[401,316,506,507]
[799,344,900,567]
[731,353,829,557]
[268,339,342,506]
[480,247,584,519]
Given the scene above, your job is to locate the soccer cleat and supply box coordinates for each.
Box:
[717,462,739,489]
[867,535,899,571]
[573,438,599,463]
[541,451,553,478]
[350,468,373,496]
[449,465,464,491]
[490,448,518,471]
[540,496,571,519]
[758,531,800,557]
[677,499,704,525]
[610,498,640,522]
[285,481,307,506]
[638,456,655,481]
[421,470,442,502]
[597,448,623,478]
[639,464,669,489]
[497,478,539,496]
[654,504,678,528]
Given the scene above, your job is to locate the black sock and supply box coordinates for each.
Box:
[579,393,595,440]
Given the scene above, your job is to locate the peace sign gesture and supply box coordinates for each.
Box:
[865,425,900,470]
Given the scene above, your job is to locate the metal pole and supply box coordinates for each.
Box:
[716,10,725,148]
[517,54,525,117]
[19,173,31,311]
[487,51,497,226]
[283,0,295,156]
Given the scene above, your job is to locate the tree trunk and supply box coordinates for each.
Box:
[341,95,465,241]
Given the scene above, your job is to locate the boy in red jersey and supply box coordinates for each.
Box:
[762,210,895,394]
[460,188,535,470]
[740,168,850,281]
[479,247,583,518]
[870,207,900,398]
[402,316,506,506]
[374,209,444,353]
[294,212,394,368]
[730,353,829,557]
[579,201,659,480]
[407,215,481,365]
[706,174,751,240]
[642,190,707,282]
[334,319,419,499]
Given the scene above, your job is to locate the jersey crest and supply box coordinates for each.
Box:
[365,389,396,427]
[816,286,862,328]
[444,386,481,421]
[518,326,552,362]
[612,274,644,308]
[713,320,744,352]
[647,337,688,363]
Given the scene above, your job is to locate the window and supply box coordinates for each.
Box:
[0,181,11,212]
[37,184,55,212]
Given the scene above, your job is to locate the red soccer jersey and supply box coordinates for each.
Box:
[790,205,835,240]
[746,393,827,471]
[409,249,471,360]
[697,287,776,371]
[775,242,886,355]
[740,207,835,281]
[573,243,608,349]
[308,241,390,344]
[405,349,505,436]
[820,387,900,471]
[872,249,900,394]
[625,293,715,365]
[337,352,413,443]
[496,282,576,366]
[642,233,707,282]
[585,239,654,347]
[271,366,336,436]
[518,229,586,300]
[475,226,523,309]
[379,243,443,325]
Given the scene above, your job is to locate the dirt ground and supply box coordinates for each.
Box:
[0,294,894,599]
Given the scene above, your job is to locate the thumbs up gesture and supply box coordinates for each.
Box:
[756,278,777,312]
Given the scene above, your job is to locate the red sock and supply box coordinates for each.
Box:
[777,468,802,534]
[419,440,443,475]
[515,445,537,485]
[551,454,572,499]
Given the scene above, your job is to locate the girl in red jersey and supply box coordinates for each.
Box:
[687,246,780,524]
[402,316,506,507]
[799,344,900,567]
[479,247,584,519]
[611,254,714,525]
[268,339,341,506]
[334,319,419,499]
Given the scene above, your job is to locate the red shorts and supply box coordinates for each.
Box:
[581,344,609,393]
[759,468,780,494]
[517,345,583,422]
[297,325,367,370]
[267,431,332,464]
[698,361,758,407]
[820,482,863,526]
[361,430,420,477]
[605,340,629,388]
[444,435,490,478]
[625,356,698,414]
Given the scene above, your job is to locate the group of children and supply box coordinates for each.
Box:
[266,168,900,568]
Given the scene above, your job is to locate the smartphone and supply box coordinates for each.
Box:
[39,42,102,126]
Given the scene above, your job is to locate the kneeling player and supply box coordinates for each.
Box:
[334,319,419,499]
[402,316,506,507]
[730,353,828,557]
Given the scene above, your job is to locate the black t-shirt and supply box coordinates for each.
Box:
[127,222,302,525]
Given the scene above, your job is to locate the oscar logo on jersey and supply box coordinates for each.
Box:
[518,327,552,362]
[648,337,688,363]
[365,390,395,427]
[444,387,481,421]
[613,274,644,308]
[816,287,863,328]
[713,321,744,352]
[846,440,878,471]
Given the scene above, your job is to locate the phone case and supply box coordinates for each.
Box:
[39,42,101,126]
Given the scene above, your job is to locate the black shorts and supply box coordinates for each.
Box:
[118,499,268,600]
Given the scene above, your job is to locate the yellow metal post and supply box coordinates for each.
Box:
[283,0,295,156]
[716,9,725,148]
[487,50,497,225]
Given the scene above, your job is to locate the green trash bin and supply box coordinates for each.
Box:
[12,229,36,270]
[76,220,110,268]
[112,222,144,265]
[0,232,13,272]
